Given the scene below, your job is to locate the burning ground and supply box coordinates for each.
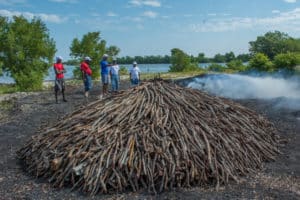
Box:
[0,78,299,199]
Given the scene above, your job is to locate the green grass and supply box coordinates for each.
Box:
[0,84,19,94]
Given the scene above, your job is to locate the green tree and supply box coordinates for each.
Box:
[197,53,209,63]
[0,16,55,90]
[70,32,106,79]
[236,53,251,62]
[249,53,273,71]
[212,53,226,63]
[274,52,299,70]
[106,45,120,61]
[169,48,199,72]
[249,31,298,60]
[224,51,235,62]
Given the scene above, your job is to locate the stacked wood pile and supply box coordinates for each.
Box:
[17,80,279,195]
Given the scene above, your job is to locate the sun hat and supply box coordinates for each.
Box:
[56,56,63,61]
[103,54,109,58]
[84,56,92,61]
[133,61,137,65]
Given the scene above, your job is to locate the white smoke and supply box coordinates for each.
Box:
[188,74,300,109]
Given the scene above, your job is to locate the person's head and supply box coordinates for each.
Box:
[56,56,63,63]
[84,56,92,63]
[102,54,108,60]
[133,61,137,67]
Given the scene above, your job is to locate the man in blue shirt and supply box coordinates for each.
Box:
[100,54,112,98]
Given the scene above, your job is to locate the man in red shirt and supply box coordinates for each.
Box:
[53,56,67,103]
[80,56,92,98]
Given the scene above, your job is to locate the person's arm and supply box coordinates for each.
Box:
[54,65,60,75]
[80,65,85,81]
[62,65,66,73]
[138,68,141,81]
[81,70,85,81]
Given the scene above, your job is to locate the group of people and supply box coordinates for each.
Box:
[53,54,141,103]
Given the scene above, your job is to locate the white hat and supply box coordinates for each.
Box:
[56,56,63,61]
[133,61,137,65]
[84,56,92,61]
[103,54,108,58]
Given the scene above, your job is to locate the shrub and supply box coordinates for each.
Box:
[207,63,227,72]
[226,59,247,71]
[119,66,128,75]
[274,52,299,70]
[249,53,273,71]
[169,48,192,72]
[0,16,55,91]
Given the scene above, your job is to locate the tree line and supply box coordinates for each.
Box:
[0,15,300,91]
[115,52,251,64]
[170,31,300,73]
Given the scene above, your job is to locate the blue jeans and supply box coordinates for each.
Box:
[84,74,92,91]
[111,74,119,91]
[101,74,109,84]
[131,79,139,86]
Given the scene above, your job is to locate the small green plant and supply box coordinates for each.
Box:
[207,63,227,72]
[226,59,247,71]
[0,84,18,94]
[119,66,128,75]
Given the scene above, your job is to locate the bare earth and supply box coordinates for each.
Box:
[0,80,299,200]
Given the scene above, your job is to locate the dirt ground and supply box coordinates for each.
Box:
[0,80,299,200]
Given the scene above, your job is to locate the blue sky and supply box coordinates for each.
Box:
[1,0,300,60]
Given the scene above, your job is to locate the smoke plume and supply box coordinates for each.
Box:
[188,74,300,110]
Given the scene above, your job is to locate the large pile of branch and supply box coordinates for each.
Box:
[17,80,279,195]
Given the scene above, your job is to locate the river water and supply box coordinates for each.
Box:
[0,63,211,84]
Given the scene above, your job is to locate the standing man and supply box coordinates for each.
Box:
[53,56,67,103]
[110,59,120,93]
[80,56,92,98]
[100,54,112,98]
[129,61,141,87]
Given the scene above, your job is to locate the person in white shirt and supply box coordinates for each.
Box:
[129,61,141,87]
[110,59,120,93]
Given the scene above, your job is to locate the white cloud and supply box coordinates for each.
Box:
[107,11,118,17]
[123,16,143,22]
[0,0,26,5]
[0,9,67,23]
[189,7,300,32]
[208,13,217,16]
[129,0,161,7]
[142,11,158,18]
[143,0,161,7]
[48,0,78,3]
[272,10,281,14]
[283,0,297,3]
[183,14,193,18]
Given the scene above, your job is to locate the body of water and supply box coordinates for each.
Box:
[0,63,211,84]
